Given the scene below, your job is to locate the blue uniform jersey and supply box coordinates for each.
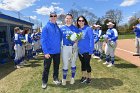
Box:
[31,33,38,42]
[41,21,61,54]
[60,24,79,46]
[78,25,94,54]
[134,24,140,38]
[14,33,22,46]
[93,29,99,43]
[106,28,118,42]
[25,34,32,43]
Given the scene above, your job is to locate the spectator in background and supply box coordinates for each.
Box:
[133,18,140,56]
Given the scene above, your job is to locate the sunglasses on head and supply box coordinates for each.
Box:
[50,15,57,17]
[78,20,84,22]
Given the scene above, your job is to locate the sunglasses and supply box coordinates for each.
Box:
[50,15,57,17]
[78,20,84,22]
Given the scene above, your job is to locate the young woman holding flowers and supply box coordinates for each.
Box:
[60,13,79,85]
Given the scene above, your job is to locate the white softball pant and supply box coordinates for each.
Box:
[62,44,78,70]
[105,42,117,57]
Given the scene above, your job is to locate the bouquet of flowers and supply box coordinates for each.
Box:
[21,40,27,44]
[99,34,108,42]
[109,41,115,48]
[66,32,83,42]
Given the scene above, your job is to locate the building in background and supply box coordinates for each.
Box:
[0,13,34,63]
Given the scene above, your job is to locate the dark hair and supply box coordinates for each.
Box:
[24,28,30,34]
[76,16,88,28]
[66,13,73,18]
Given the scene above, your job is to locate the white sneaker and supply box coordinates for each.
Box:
[93,56,100,59]
[53,79,61,85]
[42,83,47,89]
[62,79,66,85]
[15,65,20,69]
[107,63,114,67]
[103,61,109,65]
[98,59,102,62]
[33,56,37,59]
[70,78,75,84]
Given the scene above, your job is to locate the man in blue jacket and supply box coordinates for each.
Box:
[133,18,140,56]
[41,11,61,89]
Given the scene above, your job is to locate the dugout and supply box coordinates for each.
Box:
[0,13,34,64]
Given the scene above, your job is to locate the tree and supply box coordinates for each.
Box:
[57,14,65,25]
[68,9,97,26]
[105,9,123,26]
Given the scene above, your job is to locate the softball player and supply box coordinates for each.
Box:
[31,30,38,58]
[133,18,140,56]
[60,13,79,85]
[25,29,32,60]
[103,22,118,67]
[19,30,26,64]
[92,25,100,59]
[14,27,22,68]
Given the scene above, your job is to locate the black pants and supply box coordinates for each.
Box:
[42,53,60,84]
[78,53,91,73]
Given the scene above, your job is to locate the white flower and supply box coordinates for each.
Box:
[70,33,77,41]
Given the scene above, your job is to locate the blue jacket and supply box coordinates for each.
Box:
[106,28,118,42]
[78,25,94,55]
[41,21,61,54]
[93,29,99,43]
[134,24,140,38]
[60,25,79,46]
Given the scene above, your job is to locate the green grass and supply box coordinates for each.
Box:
[0,55,140,93]
[118,34,135,39]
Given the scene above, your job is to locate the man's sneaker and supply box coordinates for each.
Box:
[86,78,91,84]
[107,63,114,67]
[133,54,140,56]
[62,79,66,86]
[103,61,109,65]
[70,78,75,84]
[80,77,87,83]
[53,79,61,85]
[42,83,47,89]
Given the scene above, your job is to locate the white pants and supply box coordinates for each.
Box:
[95,41,103,53]
[14,44,21,60]
[32,41,38,52]
[105,42,117,57]
[21,45,25,58]
[135,37,140,54]
[62,43,78,70]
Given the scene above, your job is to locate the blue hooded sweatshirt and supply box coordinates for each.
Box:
[78,25,94,55]
[41,21,61,54]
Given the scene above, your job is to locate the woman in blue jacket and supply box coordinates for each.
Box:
[76,16,94,84]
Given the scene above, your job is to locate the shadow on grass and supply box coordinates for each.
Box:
[115,63,137,68]
[48,78,123,90]
[0,61,16,80]
[24,60,41,68]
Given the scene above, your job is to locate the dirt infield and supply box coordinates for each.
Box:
[115,39,140,67]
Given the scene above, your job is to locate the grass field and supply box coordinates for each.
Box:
[118,34,135,39]
[0,55,140,93]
